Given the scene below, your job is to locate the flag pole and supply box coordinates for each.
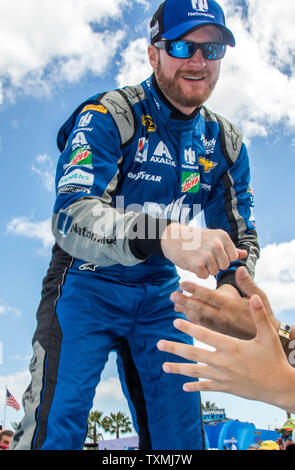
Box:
[3,385,7,429]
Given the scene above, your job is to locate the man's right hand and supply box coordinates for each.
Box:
[160,222,247,279]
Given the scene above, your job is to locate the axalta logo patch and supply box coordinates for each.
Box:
[80,104,108,114]
[181,172,200,193]
[70,148,92,166]
[150,141,176,167]
[142,115,156,132]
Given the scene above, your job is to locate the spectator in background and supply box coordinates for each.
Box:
[276,419,295,450]
[258,440,280,451]
[0,430,14,450]
[247,443,260,450]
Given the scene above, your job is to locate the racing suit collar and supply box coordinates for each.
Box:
[150,73,201,122]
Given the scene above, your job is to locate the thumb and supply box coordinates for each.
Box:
[237,249,248,260]
[235,266,260,297]
[249,295,276,342]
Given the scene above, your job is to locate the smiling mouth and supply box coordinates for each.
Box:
[182,75,206,81]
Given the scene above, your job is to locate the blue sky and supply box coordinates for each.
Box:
[0,0,295,438]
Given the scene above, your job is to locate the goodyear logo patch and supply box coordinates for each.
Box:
[142,115,156,132]
[81,104,108,114]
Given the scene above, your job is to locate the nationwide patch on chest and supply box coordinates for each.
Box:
[181,172,200,193]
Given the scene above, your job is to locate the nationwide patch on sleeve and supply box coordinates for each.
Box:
[80,104,108,114]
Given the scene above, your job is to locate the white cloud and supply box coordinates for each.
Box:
[116,38,152,88]
[0,0,144,97]
[0,300,21,318]
[94,376,125,402]
[255,239,295,314]
[6,216,54,252]
[207,0,295,138]
[31,154,55,192]
[0,370,30,413]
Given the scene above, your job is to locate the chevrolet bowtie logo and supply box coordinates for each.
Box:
[199,157,218,173]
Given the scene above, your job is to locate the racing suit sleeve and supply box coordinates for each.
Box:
[204,143,260,294]
[52,103,169,266]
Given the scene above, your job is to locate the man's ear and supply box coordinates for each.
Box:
[148,45,159,70]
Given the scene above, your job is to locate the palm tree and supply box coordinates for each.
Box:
[201,401,217,410]
[101,411,133,439]
[87,411,104,445]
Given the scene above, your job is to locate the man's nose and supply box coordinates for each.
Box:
[186,47,207,67]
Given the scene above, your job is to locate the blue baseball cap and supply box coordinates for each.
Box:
[150,0,235,47]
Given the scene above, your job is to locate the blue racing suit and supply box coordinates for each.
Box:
[11,74,259,450]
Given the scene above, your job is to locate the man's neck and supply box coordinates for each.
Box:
[152,74,200,120]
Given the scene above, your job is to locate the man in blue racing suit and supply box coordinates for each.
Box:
[11,0,259,450]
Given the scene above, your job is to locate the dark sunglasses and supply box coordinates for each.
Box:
[154,40,226,61]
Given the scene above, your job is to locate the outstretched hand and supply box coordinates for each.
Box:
[157,295,295,411]
[170,266,280,339]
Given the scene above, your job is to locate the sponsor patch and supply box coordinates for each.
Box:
[58,169,94,188]
[71,132,89,150]
[71,223,116,245]
[58,185,91,195]
[70,148,92,166]
[78,111,93,128]
[127,171,162,183]
[142,115,156,132]
[80,104,108,114]
[135,137,149,163]
[199,157,217,173]
[181,172,200,193]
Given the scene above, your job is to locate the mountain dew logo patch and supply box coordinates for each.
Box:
[181,172,200,193]
[70,148,92,166]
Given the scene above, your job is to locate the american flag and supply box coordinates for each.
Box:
[6,388,20,411]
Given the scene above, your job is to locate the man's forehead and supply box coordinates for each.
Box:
[181,25,224,41]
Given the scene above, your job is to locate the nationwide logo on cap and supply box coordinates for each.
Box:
[191,0,209,12]
[189,0,215,18]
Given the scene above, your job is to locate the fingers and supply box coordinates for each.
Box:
[183,380,223,393]
[162,362,218,381]
[249,295,277,341]
[235,266,260,297]
[170,289,217,322]
[157,336,216,365]
[173,318,230,351]
[237,249,248,259]
[177,282,223,308]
